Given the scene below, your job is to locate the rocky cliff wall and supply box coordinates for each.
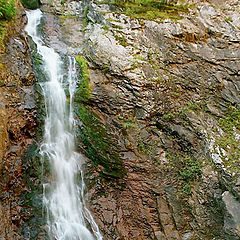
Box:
[0,1,38,239]
[1,0,240,239]
[40,0,240,239]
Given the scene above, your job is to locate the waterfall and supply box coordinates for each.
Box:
[25,9,102,240]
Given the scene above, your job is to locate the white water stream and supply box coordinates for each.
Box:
[25,9,102,240]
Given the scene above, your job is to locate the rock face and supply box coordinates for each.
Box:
[2,0,240,239]
[42,0,239,239]
[36,0,240,239]
[222,191,240,237]
[0,2,38,239]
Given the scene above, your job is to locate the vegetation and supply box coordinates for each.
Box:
[215,105,240,173]
[114,34,129,47]
[83,5,89,28]
[76,105,125,178]
[0,23,6,52]
[161,101,204,121]
[0,0,16,53]
[179,156,202,183]
[167,153,202,195]
[100,0,189,20]
[20,0,40,10]
[0,0,16,20]
[75,55,92,102]
[122,116,138,128]
[218,105,240,132]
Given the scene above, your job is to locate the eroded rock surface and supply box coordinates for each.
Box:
[43,0,240,239]
[34,0,240,239]
[2,0,240,239]
[0,2,37,239]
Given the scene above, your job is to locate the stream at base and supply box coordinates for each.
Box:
[25,9,102,240]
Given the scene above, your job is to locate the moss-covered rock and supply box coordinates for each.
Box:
[76,105,125,178]
[102,0,189,20]
[75,55,92,103]
[20,142,49,239]
[20,0,40,10]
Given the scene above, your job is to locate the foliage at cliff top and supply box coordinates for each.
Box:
[20,0,40,10]
[0,0,16,54]
[0,0,16,20]
[101,0,189,20]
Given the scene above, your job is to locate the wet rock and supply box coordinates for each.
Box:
[0,3,38,239]
[222,191,240,239]
[15,0,240,239]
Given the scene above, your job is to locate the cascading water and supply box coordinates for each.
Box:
[25,9,102,240]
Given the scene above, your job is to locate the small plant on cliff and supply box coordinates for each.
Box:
[179,156,202,195]
[166,153,202,195]
[214,105,240,174]
[75,55,92,102]
[0,0,16,20]
[179,156,202,182]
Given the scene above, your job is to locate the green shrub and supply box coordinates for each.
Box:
[0,0,16,20]
[179,156,201,182]
[20,0,40,10]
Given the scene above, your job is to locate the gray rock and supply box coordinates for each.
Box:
[222,191,240,238]
[181,232,193,240]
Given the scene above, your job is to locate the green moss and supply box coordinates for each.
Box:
[114,34,129,47]
[75,55,92,102]
[161,101,205,121]
[224,16,232,22]
[150,76,164,82]
[122,116,138,128]
[102,23,110,31]
[0,0,16,53]
[179,156,202,182]
[112,24,124,29]
[218,105,240,133]
[103,0,189,20]
[20,142,48,239]
[76,105,125,178]
[0,21,6,52]
[83,5,89,28]
[138,141,152,155]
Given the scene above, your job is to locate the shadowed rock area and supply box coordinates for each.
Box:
[0,0,38,239]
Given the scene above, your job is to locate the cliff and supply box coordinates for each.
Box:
[0,0,37,238]
[41,0,240,239]
[1,0,240,239]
